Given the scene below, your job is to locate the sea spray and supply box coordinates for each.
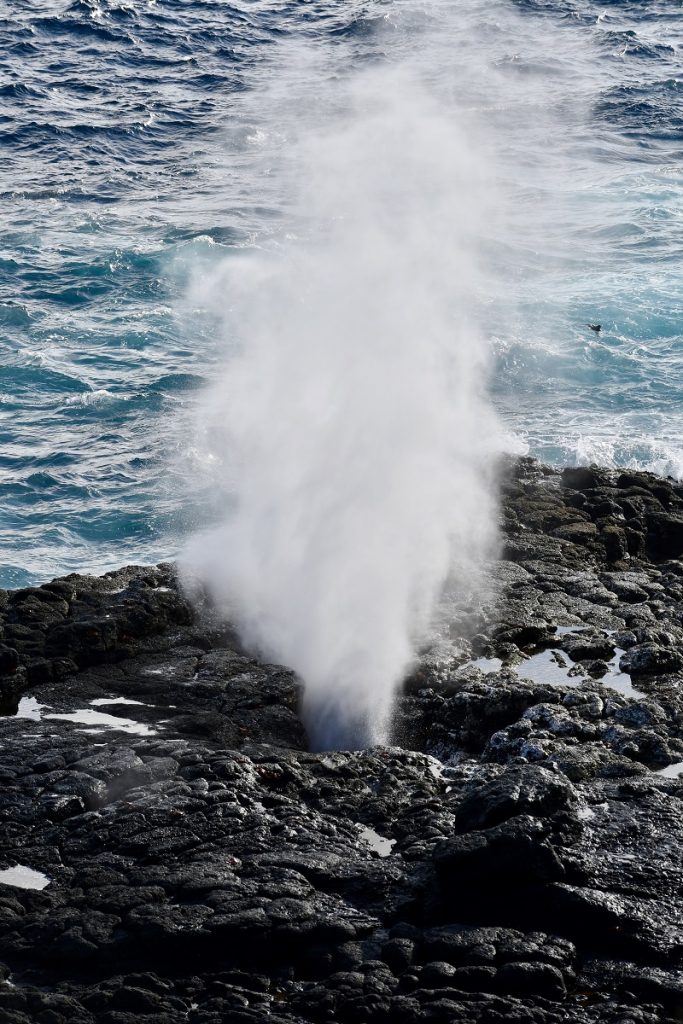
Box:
[181,49,500,749]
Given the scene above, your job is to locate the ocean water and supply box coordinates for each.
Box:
[1,0,681,588]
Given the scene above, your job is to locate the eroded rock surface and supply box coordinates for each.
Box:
[0,460,682,1022]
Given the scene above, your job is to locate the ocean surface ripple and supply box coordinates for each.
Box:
[1,0,681,586]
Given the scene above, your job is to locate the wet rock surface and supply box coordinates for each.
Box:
[0,460,682,1022]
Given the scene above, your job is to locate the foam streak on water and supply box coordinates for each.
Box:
[1,0,682,588]
[0,865,50,891]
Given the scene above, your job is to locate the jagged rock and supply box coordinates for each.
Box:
[561,466,609,490]
[454,765,579,831]
[433,816,566,886]
[619,644,683,675]
[0,646,19,675]
[645,511,683,560]
[496,960,567,1000]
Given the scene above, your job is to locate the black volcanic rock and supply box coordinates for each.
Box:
[453,764,579,830]
[1,460,683,1022]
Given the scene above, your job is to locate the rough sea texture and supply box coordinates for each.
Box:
[1,0,682,587]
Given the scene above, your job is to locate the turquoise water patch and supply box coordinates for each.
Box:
[1,0,682,586]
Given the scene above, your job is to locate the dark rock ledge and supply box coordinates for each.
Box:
[0,458,682,1023]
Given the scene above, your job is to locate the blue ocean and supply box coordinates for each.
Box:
[1,0,682,589]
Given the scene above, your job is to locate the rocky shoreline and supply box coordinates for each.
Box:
[1,458,682,1023]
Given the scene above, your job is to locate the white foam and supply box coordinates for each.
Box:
[15,697,47,720]
[516,646,644,699]
[464,628,645,699]
[470,656,503,674]
[358,826,396,858]
[45,709,155,736]
[90,697,146,707]
[64,389,117,407]
[0,865,50,890]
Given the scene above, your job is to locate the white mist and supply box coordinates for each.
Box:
[181,44,499,749]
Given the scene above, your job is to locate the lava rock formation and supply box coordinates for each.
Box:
[0,458,682,1022]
